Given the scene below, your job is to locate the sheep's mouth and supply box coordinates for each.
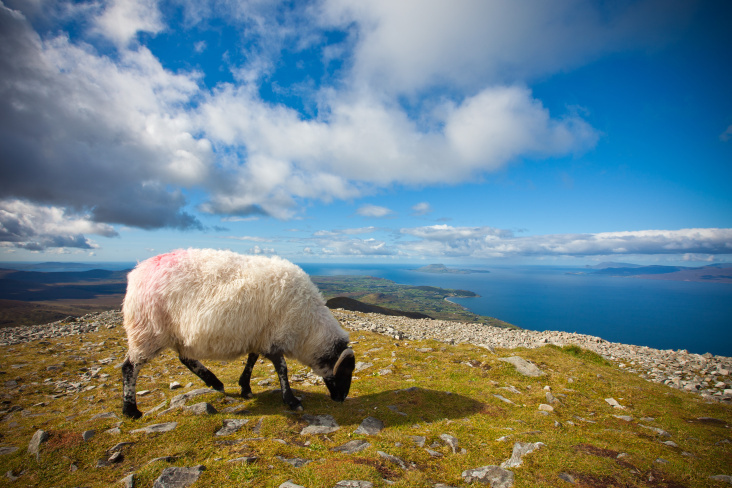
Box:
[324,376,351,402]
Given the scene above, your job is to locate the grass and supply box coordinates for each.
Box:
[0,312,731,487]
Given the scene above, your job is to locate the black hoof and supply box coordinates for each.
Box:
[122,404,143,419]
[210,380,225,392]
[241,390,254,399]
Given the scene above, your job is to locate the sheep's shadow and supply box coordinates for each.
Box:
[242,385,494,428]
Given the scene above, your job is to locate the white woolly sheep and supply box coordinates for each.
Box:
[120,249,355,418]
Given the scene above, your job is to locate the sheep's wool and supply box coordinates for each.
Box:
[123,249,347,368]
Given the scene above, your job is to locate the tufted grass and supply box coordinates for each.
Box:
[0,311,730,487]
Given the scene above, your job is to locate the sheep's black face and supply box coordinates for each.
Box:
[324,348,355,402]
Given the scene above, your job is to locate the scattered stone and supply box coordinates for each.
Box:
[0,446,19,455]
[334,482,373,488]
[538,404,554,412]
[147,456,179,465]
[494,394,515,405]
[408,435,426,447]
[221,405,250,415]
[108,441,135,454]
[545,391,559,404]
[462,465,514,487]
[108,451,124,464]
[662,440,679,448]
[276,456,311,467]
[440,434,459,453]
[332,440,370,454]
[169,381,182,390]
[169,388,218,409]
[378,450,406,470]
[639,424,671,437]
[558,472,577,484]
[709,475,732,484]
[183,402,218,415]
[152,465,205,488]
[91,412,119,421]
[82,430,96,441]
[228,456,258,464]
[499,357,545,377]
[613,415,633,422]
[501,441,544,468]
[279,481,305,488]
[354,417,384,435]
[354,362,373,373]
[215,419,249,436]
[131,422,178,435]
[605,398,625,409]
[301,414,339,435]
[425,448,443,458]
[28,429,49,460]
[121,473,136,488]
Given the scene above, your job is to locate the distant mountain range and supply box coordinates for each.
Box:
[584,263,732,283]
[414,264,491,274]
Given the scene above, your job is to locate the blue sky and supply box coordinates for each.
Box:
[0,0,731,266]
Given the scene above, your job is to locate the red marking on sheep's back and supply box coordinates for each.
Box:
[149,249,186,269]
[139,249,188,298]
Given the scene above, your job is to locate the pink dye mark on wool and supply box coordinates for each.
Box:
[138,249,188,298]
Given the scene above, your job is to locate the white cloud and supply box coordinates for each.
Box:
[356,205,393,218]
[319,0,694,95]
[0,199,118,251]
[399,226,732,258]
[92,0,164,47]
[315,227,377,236]
[321,238,396,256]
[411,202,432,216]
[222,236,274,242]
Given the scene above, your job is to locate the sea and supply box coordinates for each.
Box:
[2,261,730,357]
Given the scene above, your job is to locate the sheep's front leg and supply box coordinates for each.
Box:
[179,356,225,392]
[265,352,303,411]
[238,353,259,398]
[121,357,144,419]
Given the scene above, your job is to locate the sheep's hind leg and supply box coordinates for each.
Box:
[265,352,303,411]
[121,357,144,419]
[179,356,225,392]
[238,353,259,398]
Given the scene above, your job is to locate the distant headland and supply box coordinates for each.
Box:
[414,263,491,275]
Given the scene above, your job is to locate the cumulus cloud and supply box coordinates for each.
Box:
[222,235,274,242]
[356,205,394,218]
[0,199,118,250]
[92,0,164,47]
[320,238,396,256]
[399,226,732,258]
[0,4,207,231]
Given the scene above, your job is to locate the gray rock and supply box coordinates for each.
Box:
[354,417,384,435]
[709,475,732,484]
[131,422,178,435]
[121,473,136,488]
[558,472,577,484]
[108,442,135,454]
[0,446,19,455]
[493,394,515,405]
[215,419,249,436]
[334,482,374,488]
[169,381,182,390]
[613,415,633,422]
[228,456,258,464]
[332,440,370,454]
[276,456,311,467]
[538,404,554,412]
[91,412,119,421]
[408,435,426,447]
[279,482,305,488]
[501,442,544,468]
[182,402,218,415]
[28,429,49,460]
[440,434,459,453]
[605,398,625,409]
[152,465,205,488]
[499,357,545,377]
[639,424,671,437]
[82,430,96,441]
[462,465,514,487]
[425,448,443,458]
[301,414,339,435]
[377,451,406,469]
[169,388,218,408]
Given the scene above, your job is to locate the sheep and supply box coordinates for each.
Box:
[120,248,355,419]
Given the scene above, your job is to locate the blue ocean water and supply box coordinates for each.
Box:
[3,261,730,356]
[298,263,732,357]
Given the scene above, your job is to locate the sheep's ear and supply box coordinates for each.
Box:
[333,348,355,377]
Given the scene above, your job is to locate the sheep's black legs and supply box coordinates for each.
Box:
[265,352,303,411]
[239,353,259,398]
[179,356,224,392]
[121,357,143,419]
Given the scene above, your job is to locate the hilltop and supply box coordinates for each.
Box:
[0,310,730,487]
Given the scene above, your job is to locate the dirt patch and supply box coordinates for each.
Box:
[46,430,83,451]
[574,443,621,459]
[350,457,401,480]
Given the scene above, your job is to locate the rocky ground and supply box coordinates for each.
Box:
[1,309,730,404]
[1,309,731,487]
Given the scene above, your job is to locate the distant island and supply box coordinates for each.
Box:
[575,262,732,284]
[414,263,490,275]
